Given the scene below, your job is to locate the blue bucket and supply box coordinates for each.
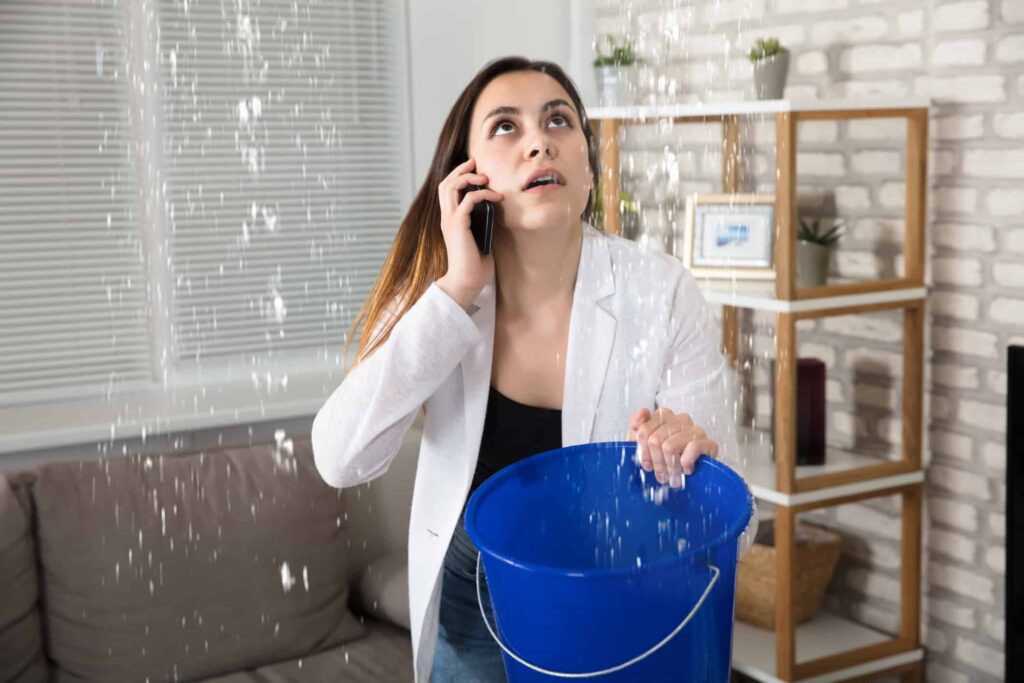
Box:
[464,441,753,682]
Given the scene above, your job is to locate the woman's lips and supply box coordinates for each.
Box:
[523,183,563,194]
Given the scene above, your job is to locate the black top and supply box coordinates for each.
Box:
[468,385,563,497]
[444,385,563,581]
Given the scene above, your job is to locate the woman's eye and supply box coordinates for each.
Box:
[492,114,572,137]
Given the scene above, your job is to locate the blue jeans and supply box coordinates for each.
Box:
[431,514,509,683]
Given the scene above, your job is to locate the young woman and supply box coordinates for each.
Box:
[312,56,756,683]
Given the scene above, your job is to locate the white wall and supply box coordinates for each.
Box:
[405,0,596,194]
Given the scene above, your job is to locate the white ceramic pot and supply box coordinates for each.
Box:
[752,50,789,100]
[594,65,634,106]
[796,240,830,287]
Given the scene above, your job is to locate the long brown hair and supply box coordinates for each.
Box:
[344,56,601,373]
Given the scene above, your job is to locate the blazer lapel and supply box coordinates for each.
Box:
[461,282,495,484]
[562,223,616,446]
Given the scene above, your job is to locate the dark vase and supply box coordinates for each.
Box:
[769,357,827,466]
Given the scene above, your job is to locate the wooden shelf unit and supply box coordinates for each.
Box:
[589,98,929,683]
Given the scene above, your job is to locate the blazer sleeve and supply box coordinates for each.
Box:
[653,266,759,556]
[311,281,481,489]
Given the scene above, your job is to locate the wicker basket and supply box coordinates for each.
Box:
[735,519,842,630]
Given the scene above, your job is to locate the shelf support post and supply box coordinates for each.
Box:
[903,300,924,470]
[597,118,621,236]
[775,112,797,301]
[905,109,928,285]
[901,485,924,659]
[776,506,797,681]
[721,114,742,367]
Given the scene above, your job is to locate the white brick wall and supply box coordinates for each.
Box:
[932,39,987,67]
[933,222,995,251]
[932,257,982,286]
[964,149,1024,178]
[953,638,1004,677]
[993,262,1024,287]
[915,74,1006,103]
[1004,0,1024,23]
[811,16,888,44]
[935,114,985,140]
[929,562,995,603]
[599,0,1012,678]
[929,464,991,500]
[927,527,977,563]
[986,186,1024,214]
[930,292,980,321]
[933,2,990,32]
[990,297,1024,324]
[932,497,979,532]
[928,596,976,628]
[932,327,999,358]
[995,35,1024,63]
[840,44,922,74]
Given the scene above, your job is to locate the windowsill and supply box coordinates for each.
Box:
[0,359,351,456]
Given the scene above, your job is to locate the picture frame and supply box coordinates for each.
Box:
[680,193,776,280]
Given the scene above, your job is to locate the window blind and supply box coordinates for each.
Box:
[157,0,405,371]
[0,0,151,406]
[0,0,408,426]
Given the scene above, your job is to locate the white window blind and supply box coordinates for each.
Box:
[0,0,411,451]
[0,0,150,406]
[158,0,405,374]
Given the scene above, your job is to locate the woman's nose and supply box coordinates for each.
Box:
[526,130,556,159]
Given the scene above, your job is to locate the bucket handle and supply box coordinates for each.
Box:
[474,553,720,679]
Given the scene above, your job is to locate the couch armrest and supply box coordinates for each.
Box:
[354,549,409,631]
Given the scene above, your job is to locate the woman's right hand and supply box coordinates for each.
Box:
[436,157,503,310]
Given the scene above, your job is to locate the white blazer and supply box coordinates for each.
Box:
[312,220,757,682]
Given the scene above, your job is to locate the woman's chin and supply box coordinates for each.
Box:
[502,203,582,232]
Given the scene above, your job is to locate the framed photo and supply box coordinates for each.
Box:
[680,194,776,280]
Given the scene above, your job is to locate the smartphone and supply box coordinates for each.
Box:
[459,184,494,256]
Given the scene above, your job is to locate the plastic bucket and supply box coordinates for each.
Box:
[464,441,753,682]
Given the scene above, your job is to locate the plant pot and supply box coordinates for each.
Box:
[796,240,830,288]
[752,50,789,100]
[594,64,634,106]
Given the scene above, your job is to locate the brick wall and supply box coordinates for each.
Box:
[595,0,1016,679]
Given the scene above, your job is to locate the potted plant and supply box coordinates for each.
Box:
[748,37,789,100]
[796,217,843,287]
[593,34,637,106]
[591,179,639,236]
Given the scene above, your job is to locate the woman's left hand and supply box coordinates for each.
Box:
[627,407,719,488]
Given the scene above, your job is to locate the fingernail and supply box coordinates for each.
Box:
[656,471,666,483]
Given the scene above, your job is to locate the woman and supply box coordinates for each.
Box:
[311,56,756,683]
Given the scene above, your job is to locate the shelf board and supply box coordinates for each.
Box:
[732,612,923,683]
[738,430,925,507]
[588,97,930,121]
[698,280,927,313]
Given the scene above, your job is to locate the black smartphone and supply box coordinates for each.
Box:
[459,184,494,256]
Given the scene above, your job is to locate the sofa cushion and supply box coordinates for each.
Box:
[31,437,365,682]
[201,616,413,683]
[0,472,49,682]
[354,549,410,631]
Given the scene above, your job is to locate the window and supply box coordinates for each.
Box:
[0,0,412,453]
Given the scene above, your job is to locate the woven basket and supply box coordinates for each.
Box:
[735,519,842,630]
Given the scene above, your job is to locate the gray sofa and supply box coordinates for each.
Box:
[0,418,424,683]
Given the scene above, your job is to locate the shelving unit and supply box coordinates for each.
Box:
[589,98,929,682]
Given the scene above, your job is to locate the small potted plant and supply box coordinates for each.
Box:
[748,37,789,100]
[797,217,843,287]
[592,180,639,236]
[593,34,637,106]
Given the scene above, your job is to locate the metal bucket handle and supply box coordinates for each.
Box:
[474,552,720,679]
